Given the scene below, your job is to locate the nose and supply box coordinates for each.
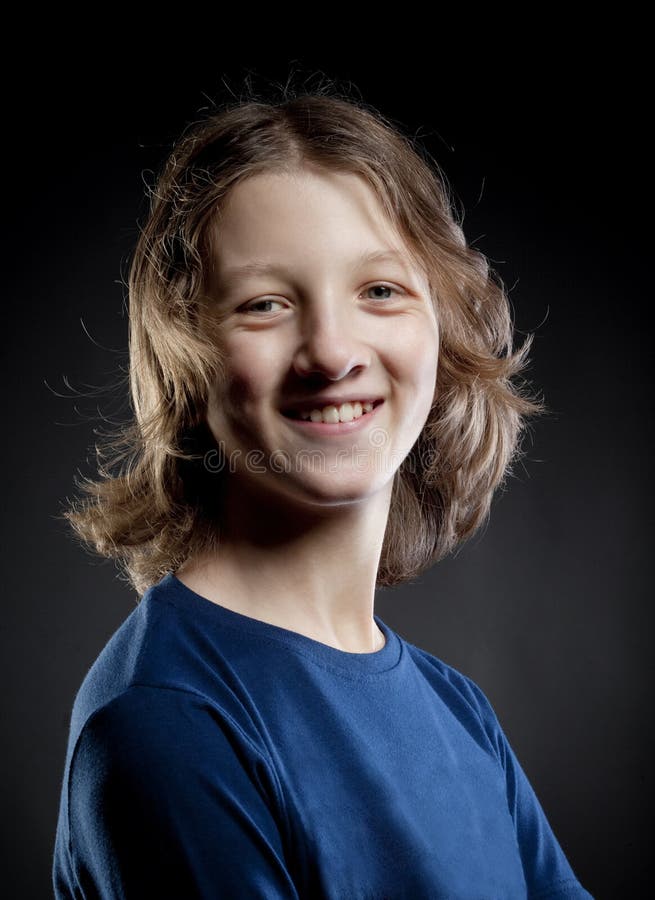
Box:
[292,300,371,381]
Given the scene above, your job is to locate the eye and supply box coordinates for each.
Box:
[238,297,286,315]
[237,283,406,316]
[361,283,405,302]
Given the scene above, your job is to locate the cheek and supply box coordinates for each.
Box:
[210,338,280,417]
[386,318,439,389]
[206,364,265,447]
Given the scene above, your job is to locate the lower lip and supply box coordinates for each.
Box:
[281,401,384,436]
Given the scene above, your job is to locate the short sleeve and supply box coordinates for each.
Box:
[64,685,300,899]
[463,676,595,900]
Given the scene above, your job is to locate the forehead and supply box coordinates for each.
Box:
[207,168,425,284]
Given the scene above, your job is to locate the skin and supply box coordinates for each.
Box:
[176,165,439,653]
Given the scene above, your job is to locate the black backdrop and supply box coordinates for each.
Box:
[4,26,650,899]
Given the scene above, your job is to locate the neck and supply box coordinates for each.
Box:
[176,478,393,653]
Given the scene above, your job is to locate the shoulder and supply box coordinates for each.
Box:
[403,638,490,706]
[74,683,269,772]
[69,585,243,746]
[68,684,284,822]
[403,639,505,756]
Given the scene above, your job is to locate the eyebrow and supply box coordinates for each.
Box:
[215,249,415,289]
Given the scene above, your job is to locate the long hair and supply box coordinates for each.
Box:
[60,81,546,596]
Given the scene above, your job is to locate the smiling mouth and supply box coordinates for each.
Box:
[281,399,384,421]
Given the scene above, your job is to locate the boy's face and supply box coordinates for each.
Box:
[203,166,439,510]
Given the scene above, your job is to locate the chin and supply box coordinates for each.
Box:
[284,474,391,507]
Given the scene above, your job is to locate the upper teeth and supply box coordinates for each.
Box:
[298,401,375,423]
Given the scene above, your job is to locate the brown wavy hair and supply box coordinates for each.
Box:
[59,80,546,597]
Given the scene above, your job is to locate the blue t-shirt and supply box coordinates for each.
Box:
[53,572,593,899]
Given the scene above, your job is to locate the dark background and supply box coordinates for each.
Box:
[3,26,650,899]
